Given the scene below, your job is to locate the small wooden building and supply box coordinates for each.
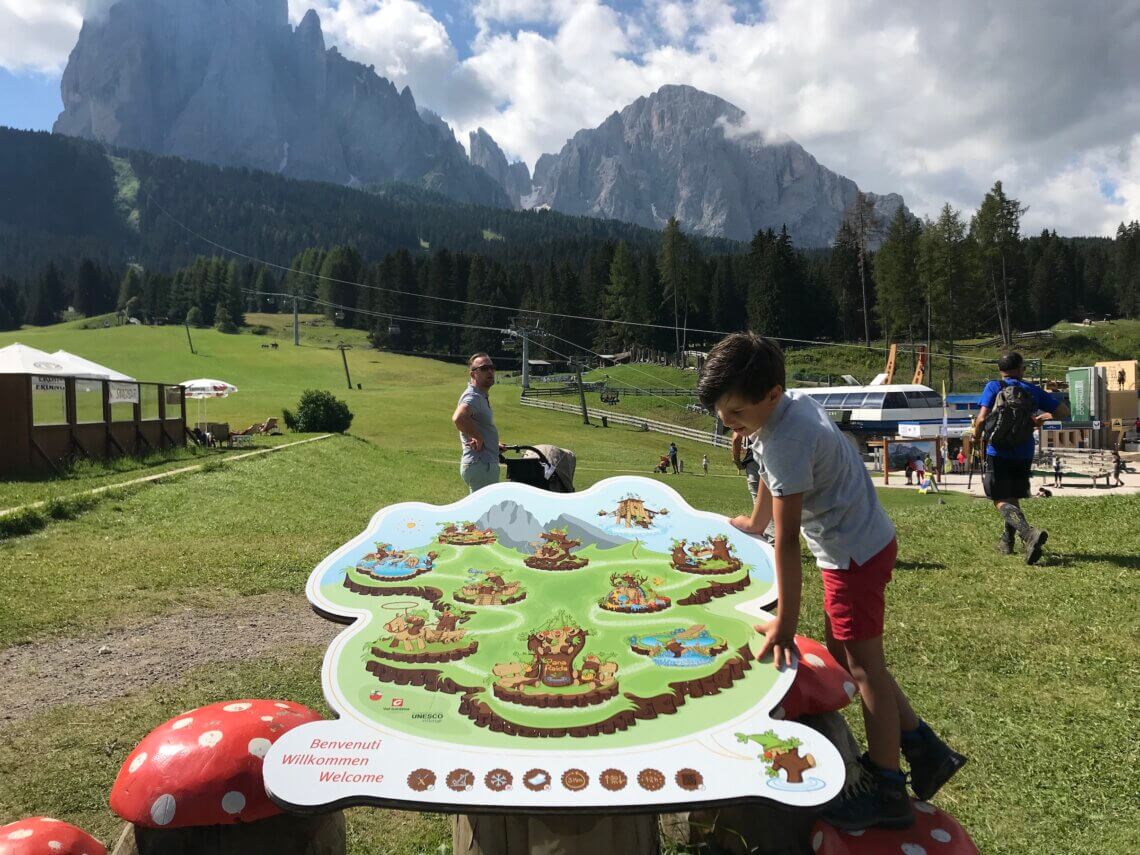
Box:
[0,371,187,477]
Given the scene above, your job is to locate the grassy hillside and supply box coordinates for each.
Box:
[0,320,1137,854]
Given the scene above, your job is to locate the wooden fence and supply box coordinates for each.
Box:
[519,396,731,448]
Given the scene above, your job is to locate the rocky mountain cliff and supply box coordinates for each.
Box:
[54,0,508,207]
[468,128,532,208]
[516,84,906,246]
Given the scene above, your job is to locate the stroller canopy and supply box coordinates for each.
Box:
[527,444,577,492]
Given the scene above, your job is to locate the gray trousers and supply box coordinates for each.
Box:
[461,459,500,493]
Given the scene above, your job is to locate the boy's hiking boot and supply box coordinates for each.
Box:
[903,723,968,801]
[996,526,1015,555]
[1023,528,1048,565]
[823,756,914,831]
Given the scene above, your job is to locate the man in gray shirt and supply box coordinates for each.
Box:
[452,352,504,493]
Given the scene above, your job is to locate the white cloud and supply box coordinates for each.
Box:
[2,0,1137,235]
[0,0,84,72]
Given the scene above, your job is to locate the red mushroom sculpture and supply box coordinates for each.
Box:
[108,699,344,855]
[0,817,105,855]
[810,799,981,854]
[771,636,858,721]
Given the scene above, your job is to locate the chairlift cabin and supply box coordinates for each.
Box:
[334,310,345,320]
[387,321,401,336]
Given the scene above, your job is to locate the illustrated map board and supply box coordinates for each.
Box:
[263,477,844,813]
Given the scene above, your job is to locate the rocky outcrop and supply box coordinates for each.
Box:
[54,0,508,207]
[527,84,907,246]
[468,128,532,208]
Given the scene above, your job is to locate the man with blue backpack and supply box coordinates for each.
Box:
[973,352,1070,564]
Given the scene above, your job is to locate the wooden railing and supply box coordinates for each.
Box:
[519,396,730,448]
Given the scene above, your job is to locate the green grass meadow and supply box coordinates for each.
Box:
[0,319,1137,853]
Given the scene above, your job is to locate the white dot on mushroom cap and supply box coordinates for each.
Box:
[171,718,194,730]
[260,716,273,722]
[274,703,291,709]
[248,737,272,758]
[843,681,857,698]
[803,653,826,668]
[900,844,927,855]
[914,801,937,814]
[7,829,34,840]
[811,830,823,851]
[198,730,224,748]
[847,830,865,836]
[223,702,252,712]
[150,793,177,826]
[221,791,246,815]
[930,829,952,843]
[40,818,62,823]
[129,752,149,773]
[48,842,62,852]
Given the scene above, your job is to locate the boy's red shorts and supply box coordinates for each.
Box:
[821,538,897,642]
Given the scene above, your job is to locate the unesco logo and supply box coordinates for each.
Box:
[411,713,443,721]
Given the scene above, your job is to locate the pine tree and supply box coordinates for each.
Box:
[917,204,969,390]
[874,209,924,344]
[318,246,362,328]
[118,266,143,311]
[73,258,102,316]
[840,192,885,346]
[214,303,237,333]
[26,262,65,325]
[597,242,637,351]
[969,181,1026,344]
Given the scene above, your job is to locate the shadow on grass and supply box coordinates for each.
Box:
[1048,553,1140,571]
[895,560,948,571]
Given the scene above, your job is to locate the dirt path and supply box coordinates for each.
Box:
[0,593,340,725]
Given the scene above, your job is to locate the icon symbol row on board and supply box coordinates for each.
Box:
[406,767,704,793]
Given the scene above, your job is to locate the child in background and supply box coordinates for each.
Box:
[697,333,966,830]
[702,453,709,476]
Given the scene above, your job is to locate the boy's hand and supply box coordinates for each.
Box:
[729,515,763,533]
[755,618,798,669]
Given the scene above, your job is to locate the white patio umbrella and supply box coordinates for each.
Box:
[0,343,67,374]
[50,350,136,381]
[180,378,238,430]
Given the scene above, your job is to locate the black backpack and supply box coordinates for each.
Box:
[983,381,1036,449]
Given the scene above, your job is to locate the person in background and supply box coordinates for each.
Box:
[733,430,762,500]
[1053,455,1063,488]
[1113,452,1125,487]
[904,458,914,485]
[974,352,1069,563]
[452,353,506,493]
[702,453,709,476]
[668,441,679,474]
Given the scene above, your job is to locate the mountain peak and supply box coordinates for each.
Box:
[296,8,324,50]
[526,85,906,245]
[53,0,509,208]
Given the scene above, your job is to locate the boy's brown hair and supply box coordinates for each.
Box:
[697,333,786,411]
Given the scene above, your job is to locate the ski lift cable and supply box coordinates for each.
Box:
[141,174,1067,372]
[244,288,692,407]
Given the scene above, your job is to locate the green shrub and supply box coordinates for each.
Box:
[282,389,354,433]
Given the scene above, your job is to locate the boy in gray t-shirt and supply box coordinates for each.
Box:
[697,333,965,831]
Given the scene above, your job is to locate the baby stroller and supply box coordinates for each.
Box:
[500,444,576,492]
[653,455,670,474]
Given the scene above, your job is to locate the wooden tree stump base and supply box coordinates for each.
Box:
[110,811,346,855]
[451,812,660,855]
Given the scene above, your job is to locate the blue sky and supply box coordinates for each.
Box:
[1,67,62,131]
[0,0,1137,235]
